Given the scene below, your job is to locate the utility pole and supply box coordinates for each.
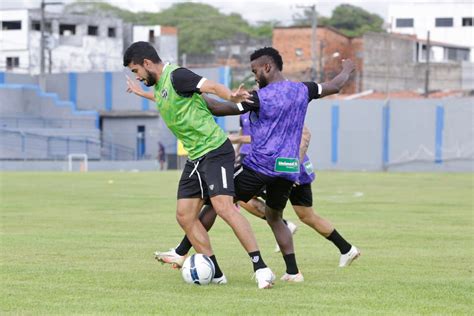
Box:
[39,0,63,89]
[296,4,317,81]
[40,0,46,88]
[424,31,431,97]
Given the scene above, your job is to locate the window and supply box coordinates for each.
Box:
[148,29,155,43]
[31,20,52,32]
[435,18,453,27]
[462,17,473,26]
[445,47,470,62]
[6,57,19,70]
[2,20,22,30]
[108,27,116,38]
[88,25,98,36]
[396,18,414,28]
[59,24,76,36]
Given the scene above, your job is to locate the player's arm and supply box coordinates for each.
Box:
[126,76,155,101]
[299,126,311,162]
[172,67,253,104]
[319,59,355,98]
[228,134,251,144]
[202,92,259,117]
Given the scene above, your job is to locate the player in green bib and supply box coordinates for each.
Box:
[123,41,275,289]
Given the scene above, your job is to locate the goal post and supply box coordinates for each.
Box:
[67,153,88,172]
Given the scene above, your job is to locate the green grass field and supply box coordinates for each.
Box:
[1,171,472,315]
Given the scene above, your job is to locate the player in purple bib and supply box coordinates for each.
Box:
[154,47,356,282]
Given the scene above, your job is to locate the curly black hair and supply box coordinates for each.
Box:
[250,47,283,71]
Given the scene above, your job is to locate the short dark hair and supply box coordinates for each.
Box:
[250,47,283,71]
[123,41,162,67]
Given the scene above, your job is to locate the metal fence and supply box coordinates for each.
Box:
[0,129,135,161]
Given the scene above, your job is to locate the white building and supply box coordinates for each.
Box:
[0,9,178,74]
[132,25,178,64]
[0,9,125,74]
[388,1,474,62]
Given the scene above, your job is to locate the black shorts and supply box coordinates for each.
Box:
[289,183,313,207]
[234,165,293,211]
[177,139,235,200]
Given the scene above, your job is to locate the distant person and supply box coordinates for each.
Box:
[158,142,166,170]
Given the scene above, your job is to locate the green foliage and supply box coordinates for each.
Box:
[66,1,273,55]
[328,4,384,37]
[1,171,472,314]
[292,4,384,37]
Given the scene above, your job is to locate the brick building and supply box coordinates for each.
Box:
[272,26,363,94]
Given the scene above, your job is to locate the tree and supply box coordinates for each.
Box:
[291,4,384,37]
[329,4,384,37]
[66,1,273,55]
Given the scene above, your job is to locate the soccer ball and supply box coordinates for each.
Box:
[181,253,215,285]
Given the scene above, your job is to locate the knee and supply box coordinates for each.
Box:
[176,208,191,228]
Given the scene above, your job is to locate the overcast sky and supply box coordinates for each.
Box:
[1,0,470,25]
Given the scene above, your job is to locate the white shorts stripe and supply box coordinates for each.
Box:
[233,167,243,179]
[221,166,228,189]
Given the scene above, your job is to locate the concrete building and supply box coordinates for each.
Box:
[388,1,474,62]
[0,8,178,74]
[0,9,124,74]
[131,25,178,64]
[272,26,363,94]
[363,32,473,92]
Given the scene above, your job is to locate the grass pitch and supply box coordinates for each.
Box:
[1,171,472,315]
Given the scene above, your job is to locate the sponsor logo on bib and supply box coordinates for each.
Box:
[274,157,299,173]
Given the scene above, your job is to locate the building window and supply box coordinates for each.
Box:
[295,48,303,57]
[148,29,155,43]
[435,18,453,27]
[462,17,473,26]
[31,20,52,32]
[6,57,20,70]
[59,24,76,36]
[88,25,98,36]
[395,18,414,28]
[108,27,116,38]
[2,20,22,30]
[445,47,470,62]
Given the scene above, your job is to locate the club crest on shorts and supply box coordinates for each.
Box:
[161,88,168,99]
[209,184,214,190]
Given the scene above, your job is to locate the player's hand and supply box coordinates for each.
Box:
[230,84,254,104]
[341,59,355,74]
[126,75,145,97]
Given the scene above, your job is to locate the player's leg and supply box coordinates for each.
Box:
[240,197,297,253]
[203,140,274,288]
[265,179,303,282]
[290,183,360,267]
[233,165,276,289]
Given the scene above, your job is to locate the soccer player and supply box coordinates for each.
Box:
[232,124,360,265]
[156,128,359,272]
[158,47,355,282]
[123,41,275,289]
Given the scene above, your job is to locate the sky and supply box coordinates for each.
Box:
[1,0,390,25]
[1,0,470,25]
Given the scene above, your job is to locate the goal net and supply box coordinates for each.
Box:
[67,153,88,172]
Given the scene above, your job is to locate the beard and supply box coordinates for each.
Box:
[144,70,157,86]
[257,76,268,88]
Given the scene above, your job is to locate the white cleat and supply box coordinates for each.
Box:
[255,267,276,289]
[212,274,228,285]
[154,248,186,269]
[274,220,298,253]
[339,245,361,267]
[280,272,304,282]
